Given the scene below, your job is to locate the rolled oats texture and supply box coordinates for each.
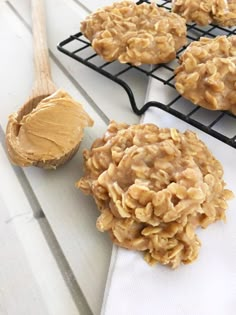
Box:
[175,35,236,115]
[80,1,186,66]
[77,121,234,268]
[172,0,236,27]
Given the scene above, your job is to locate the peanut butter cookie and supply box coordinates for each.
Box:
[81,1,187,66]
[77,121,233,268]
[172,0,236,27]
[175,35,236,114]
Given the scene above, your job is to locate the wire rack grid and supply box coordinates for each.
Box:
[57,0,236,148]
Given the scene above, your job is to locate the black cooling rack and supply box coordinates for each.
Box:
[57,0,236,148]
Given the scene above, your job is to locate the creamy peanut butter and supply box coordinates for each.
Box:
[7,89,93,167]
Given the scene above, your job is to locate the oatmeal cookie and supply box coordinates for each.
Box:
[77,121,233,268]
[215,0,236,27]
[175,35,236,114]
[172,0,236,27]
[80,1,186,66]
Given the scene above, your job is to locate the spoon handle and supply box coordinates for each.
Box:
[31,0,55,94]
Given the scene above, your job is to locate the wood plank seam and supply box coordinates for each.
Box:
[72,0,92,14]
[0,122,93,315]
[1,2,97,313]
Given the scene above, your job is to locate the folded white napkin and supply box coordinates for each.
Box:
[101,76,236,315]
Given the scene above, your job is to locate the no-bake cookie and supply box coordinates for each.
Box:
[77,121,233,268]
[175,35,236,114]
[172,0,236,27]
[81,1,187,66]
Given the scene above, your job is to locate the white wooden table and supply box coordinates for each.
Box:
[0,1,148,314]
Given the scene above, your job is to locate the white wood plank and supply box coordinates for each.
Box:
[0,200,50,315]
[0,143,80,315]
[1,3,112,314]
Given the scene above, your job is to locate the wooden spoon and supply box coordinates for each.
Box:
[6,0,82,169]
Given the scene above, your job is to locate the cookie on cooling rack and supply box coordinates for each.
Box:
[175,35,236,114]
[215,0,236,27]
[172,0,236,27]
[80,1,187,66]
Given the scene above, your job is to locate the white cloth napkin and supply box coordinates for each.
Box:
[101,76,236,315]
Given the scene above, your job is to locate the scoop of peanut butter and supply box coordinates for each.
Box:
[6,89,94,168]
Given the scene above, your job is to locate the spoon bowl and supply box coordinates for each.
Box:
[6,0,82,169]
